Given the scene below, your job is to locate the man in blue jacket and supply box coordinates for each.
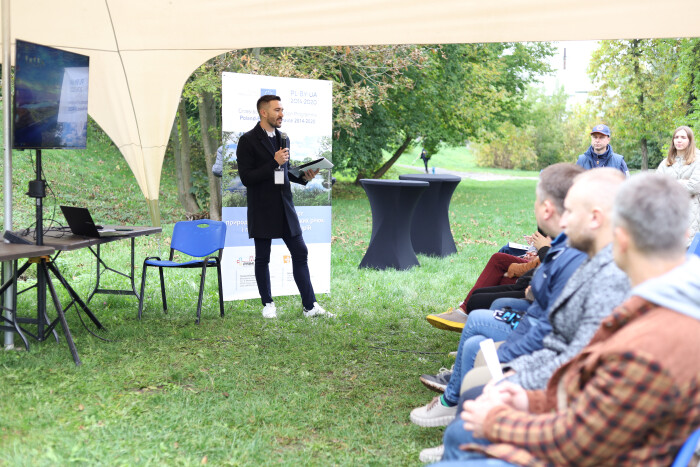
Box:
[410,163,587,429]
[576,124,629,177]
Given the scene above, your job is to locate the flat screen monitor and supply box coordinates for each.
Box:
[13,39,90,150]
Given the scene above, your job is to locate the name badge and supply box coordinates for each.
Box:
[274,169,284,185]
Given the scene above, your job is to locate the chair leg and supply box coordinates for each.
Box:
[196,265,207,324]
[138,263,148,320]
[216,264,224,317]
[158,267,167,312]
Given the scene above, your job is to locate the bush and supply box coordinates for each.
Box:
[475,122,538,170]
[475,87,593,170]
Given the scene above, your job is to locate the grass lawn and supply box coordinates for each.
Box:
[390,145,540,178]
[1,124,536,465]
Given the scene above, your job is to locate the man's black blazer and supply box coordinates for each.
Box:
[236,122,307,239]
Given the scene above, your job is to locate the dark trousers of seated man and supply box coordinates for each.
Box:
[253,212,316,310]
[466,283,529,313]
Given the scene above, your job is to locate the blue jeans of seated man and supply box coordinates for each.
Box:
[434,388,518,466]
[490,297,531,313]
[443,309,512,405]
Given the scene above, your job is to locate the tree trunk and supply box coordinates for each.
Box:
[175,98,200,215]
[199,91,222,221]
[631,40,650,172]
[365,135,413,181]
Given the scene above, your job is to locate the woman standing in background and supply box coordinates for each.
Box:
[657,126,700,244]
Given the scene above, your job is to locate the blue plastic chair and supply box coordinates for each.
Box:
[671,427,700,467]
[688,233,700,258]
[138,220,226,324]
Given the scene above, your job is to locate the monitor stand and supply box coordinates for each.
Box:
[19,149,105,365]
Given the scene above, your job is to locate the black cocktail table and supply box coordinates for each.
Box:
[359,179,429,270]
[399,174,461,257]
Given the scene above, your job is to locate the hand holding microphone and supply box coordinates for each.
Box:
[274,132,290,166]
[274,148,289,166]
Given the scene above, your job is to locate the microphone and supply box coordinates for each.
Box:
[280,132,288,150]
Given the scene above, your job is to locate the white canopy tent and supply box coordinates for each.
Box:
[1,0,699,226]
[1,0,699,347]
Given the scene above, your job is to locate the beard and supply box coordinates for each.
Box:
[568,231,595,255]
[266,115,281,129]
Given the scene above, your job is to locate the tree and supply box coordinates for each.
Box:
[675,38,700,129]
[177,46,423,200]
[172,98,200,216]
[335,42,554,181]
[184,56,228,220]
[588,39,684,170]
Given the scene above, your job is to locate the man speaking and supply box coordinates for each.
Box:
[236,95,333,319]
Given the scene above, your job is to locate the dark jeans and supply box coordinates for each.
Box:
[460,253,528,310]
[253,231,316,310]
[437,384,518,465]
[465,284,527,313]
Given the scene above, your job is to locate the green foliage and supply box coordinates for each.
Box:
[222,189,246,208]
[183,44,554,182]
[676,39,700,129]
[341,43,555,178]
[474,122,538,170]
[474,87,592,170]
[588,39,684,169]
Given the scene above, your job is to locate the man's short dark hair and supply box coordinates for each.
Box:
[537,163,585,214]
[257,95,281,113]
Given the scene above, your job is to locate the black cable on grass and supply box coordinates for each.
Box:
[75,306,115,343]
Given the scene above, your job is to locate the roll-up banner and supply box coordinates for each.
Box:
[220,73,333,301]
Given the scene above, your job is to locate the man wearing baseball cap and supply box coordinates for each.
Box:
[576,124,630,177]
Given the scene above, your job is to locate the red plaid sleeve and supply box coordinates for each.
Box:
[482,351,675,466]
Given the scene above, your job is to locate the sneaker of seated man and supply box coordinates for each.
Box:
[420,297,531,394]
[421,168,631,461]
[435,173,700,466]
[410,163,587,428]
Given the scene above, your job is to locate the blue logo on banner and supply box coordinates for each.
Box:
[261,88,276,96]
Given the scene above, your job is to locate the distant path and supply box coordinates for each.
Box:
[397,164,538,181]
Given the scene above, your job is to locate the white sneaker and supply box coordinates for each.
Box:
[419,444,444,463]
[410,396,457,427]
[262,302,277,319]
[303,302,335,318]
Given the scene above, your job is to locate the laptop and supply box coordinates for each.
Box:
[60,206,132,238]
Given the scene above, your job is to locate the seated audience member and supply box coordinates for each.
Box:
[417,168,630,463]
[410,163,587,427]
[436,173,700,466]
[427,232,551,332]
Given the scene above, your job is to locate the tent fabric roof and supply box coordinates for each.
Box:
[2,0,699,207]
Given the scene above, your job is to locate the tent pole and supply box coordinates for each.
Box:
[147,198,161,227]
[2,0,14,349]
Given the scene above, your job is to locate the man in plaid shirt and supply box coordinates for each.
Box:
[433,173,700,466]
